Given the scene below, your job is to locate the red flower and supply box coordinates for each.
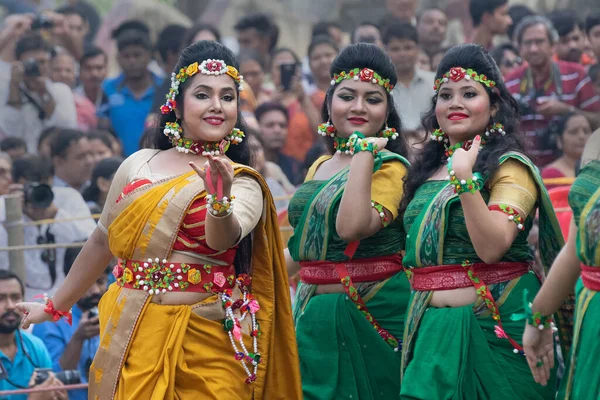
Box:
[359,68,375,82]
[449,67,466,82]
[160,105,171,114]
[206,60,223,72]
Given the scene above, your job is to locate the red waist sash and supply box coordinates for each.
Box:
[113,259,236,295]
[299,255,404,284]
[581,264,600,291]
[411,262,531,291]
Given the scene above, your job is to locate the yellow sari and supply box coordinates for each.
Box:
[89,165,301,399]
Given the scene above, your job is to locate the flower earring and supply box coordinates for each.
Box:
[378,124,399,140]
[485,122,505,138]
[430,128,449,144]
[318,120,336,137]
[164,120,183,142]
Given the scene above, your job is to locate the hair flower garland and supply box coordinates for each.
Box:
[433,66,496,93]
[331,68,394,92]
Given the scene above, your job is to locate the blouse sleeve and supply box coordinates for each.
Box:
[488,159,539,218]
[371,160,408,221]
[231,174,264,241]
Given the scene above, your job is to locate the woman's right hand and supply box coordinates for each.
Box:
[16,302,54,329]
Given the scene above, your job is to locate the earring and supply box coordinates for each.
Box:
[317,120,336,137]
[485,122,505,138]
[430,128,449,144]
[164,120,183,142]
[378,124,399,140]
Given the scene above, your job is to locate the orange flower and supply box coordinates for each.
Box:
[123,268,133,284]
[226,65,238,80]
[188,268,202,285]
[186,62,199,76]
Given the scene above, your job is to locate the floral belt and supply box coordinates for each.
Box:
[113,258,236,295]
[581,264,600,291]
[299,255,403,284]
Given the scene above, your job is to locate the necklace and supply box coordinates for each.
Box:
[163,122,245,156]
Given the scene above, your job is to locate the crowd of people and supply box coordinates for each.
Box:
[0,0,598,398]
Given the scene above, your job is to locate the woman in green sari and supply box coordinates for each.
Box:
[399,44,570,399]
[286,43,411,399]
[523,130,600,399]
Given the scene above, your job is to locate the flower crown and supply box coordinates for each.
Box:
[160,59,244,115]
[331,68,394,93]
[433,67,496,93]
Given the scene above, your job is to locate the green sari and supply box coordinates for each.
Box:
[289,152,411,400]
[559,160,600,400]
[400,153,568,400]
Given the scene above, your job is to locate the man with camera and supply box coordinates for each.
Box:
[33,251,109,400]
[0,270,67,400]
[0,16,77,153]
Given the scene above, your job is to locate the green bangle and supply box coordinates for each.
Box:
[348,132,380,158]
[446,157,483,194]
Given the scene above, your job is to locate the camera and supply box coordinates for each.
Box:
[30,14,54,30]
[34,368,81,386]
[23,58,41,77]
[23,183,54,209]
[88,307,99,318]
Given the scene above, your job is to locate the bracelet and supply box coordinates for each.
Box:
[371,201,390,227]
[37,293,72,325]
[489,204,525,231]
[446,157,483,195]
[206,194,235,216]
[348,132,380,158]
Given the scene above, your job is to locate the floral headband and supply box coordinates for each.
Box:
[331,68,394,93]
[160,59,244,115]
[433,67,496,93]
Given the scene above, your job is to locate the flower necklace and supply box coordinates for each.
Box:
[164,122,244,156]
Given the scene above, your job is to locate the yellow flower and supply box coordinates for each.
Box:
[188,268,202,285]
[226,65,238,80]
[123,268,133,284]
[186,62,199,76]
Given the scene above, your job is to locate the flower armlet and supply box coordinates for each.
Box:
[371,201,390,227]
[489,204,525,231]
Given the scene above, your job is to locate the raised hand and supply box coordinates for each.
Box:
[189,155,234,198]
[451,134,481,178]
[522,324,555,386]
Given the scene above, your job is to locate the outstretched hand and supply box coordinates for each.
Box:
[15,302,53,329]
[522,324,555,386]
[450,134,482,178]
[190,155,234,197]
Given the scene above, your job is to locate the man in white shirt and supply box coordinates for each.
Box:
[385,23,436,132]
[0,32,77,152]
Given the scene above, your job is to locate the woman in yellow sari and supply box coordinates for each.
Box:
[17,41,301,399]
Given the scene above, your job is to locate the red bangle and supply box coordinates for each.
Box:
[35,294,72,325]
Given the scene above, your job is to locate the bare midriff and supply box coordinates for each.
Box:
[429,287,478,308]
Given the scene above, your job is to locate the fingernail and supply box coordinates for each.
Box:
[475,135,481,140]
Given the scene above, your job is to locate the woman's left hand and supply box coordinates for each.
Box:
[190,155,234,197]
[522,323,555,386]
[450,134,482,178]
[368,137,389,151]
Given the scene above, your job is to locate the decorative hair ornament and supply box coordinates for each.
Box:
[433,67,496,93]
[331,68,394,93]
[161,59,244,115]
[163,121,244,155]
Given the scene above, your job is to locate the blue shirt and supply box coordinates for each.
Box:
[99,72,162,156]
[0,331,52,400]
[33,306,99,400]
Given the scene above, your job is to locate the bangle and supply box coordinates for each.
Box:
[446,156,483,194]
[348,132,380,158]
[489,204,525,231]
[371,201,390,227]
[37,293,72,325]
[206,194,235,216]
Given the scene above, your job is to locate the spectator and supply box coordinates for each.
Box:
[51,51,97,131]
[0,137,27,160]
[507,4,535,44]
[0,270,65,400]
[307,35,339,110]
[590,64,600,97]
[430,47,447,72]
[416,49,432,71]
[3,156,93,300]
[86,129,115,165]
[75,46,108,109]
[312,21,345,48]
[351,22,384,48]
[255,102,304,185]
[33,256,110,400]
[416,7,449,59]
[99,22,162,156]
[56,5,89,57]
[549,10,594,66]
[184,22,221,47]
[506,16,600,166]
[82,157,122,215]
[0,32,77,153]
[0,152,12,197]
[585,12,600,61]
[239,49,272,107]
[271,48,321,166]
[234,13,279,70]
[246,134,291,212]
[469,0,512,49]
[542,112,593,189]
[490,43,523,78]
[38,126,60,159]
[64,0,101,44]
[385,23,436,132]
[50,129,94,192]
[385,0,418,24]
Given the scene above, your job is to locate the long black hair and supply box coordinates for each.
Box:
[400,43,523,215]
[321,43,409,158]
[82,157,123,205]
[155,40,253,275]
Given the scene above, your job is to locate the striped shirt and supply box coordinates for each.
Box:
[505,61,600,167]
